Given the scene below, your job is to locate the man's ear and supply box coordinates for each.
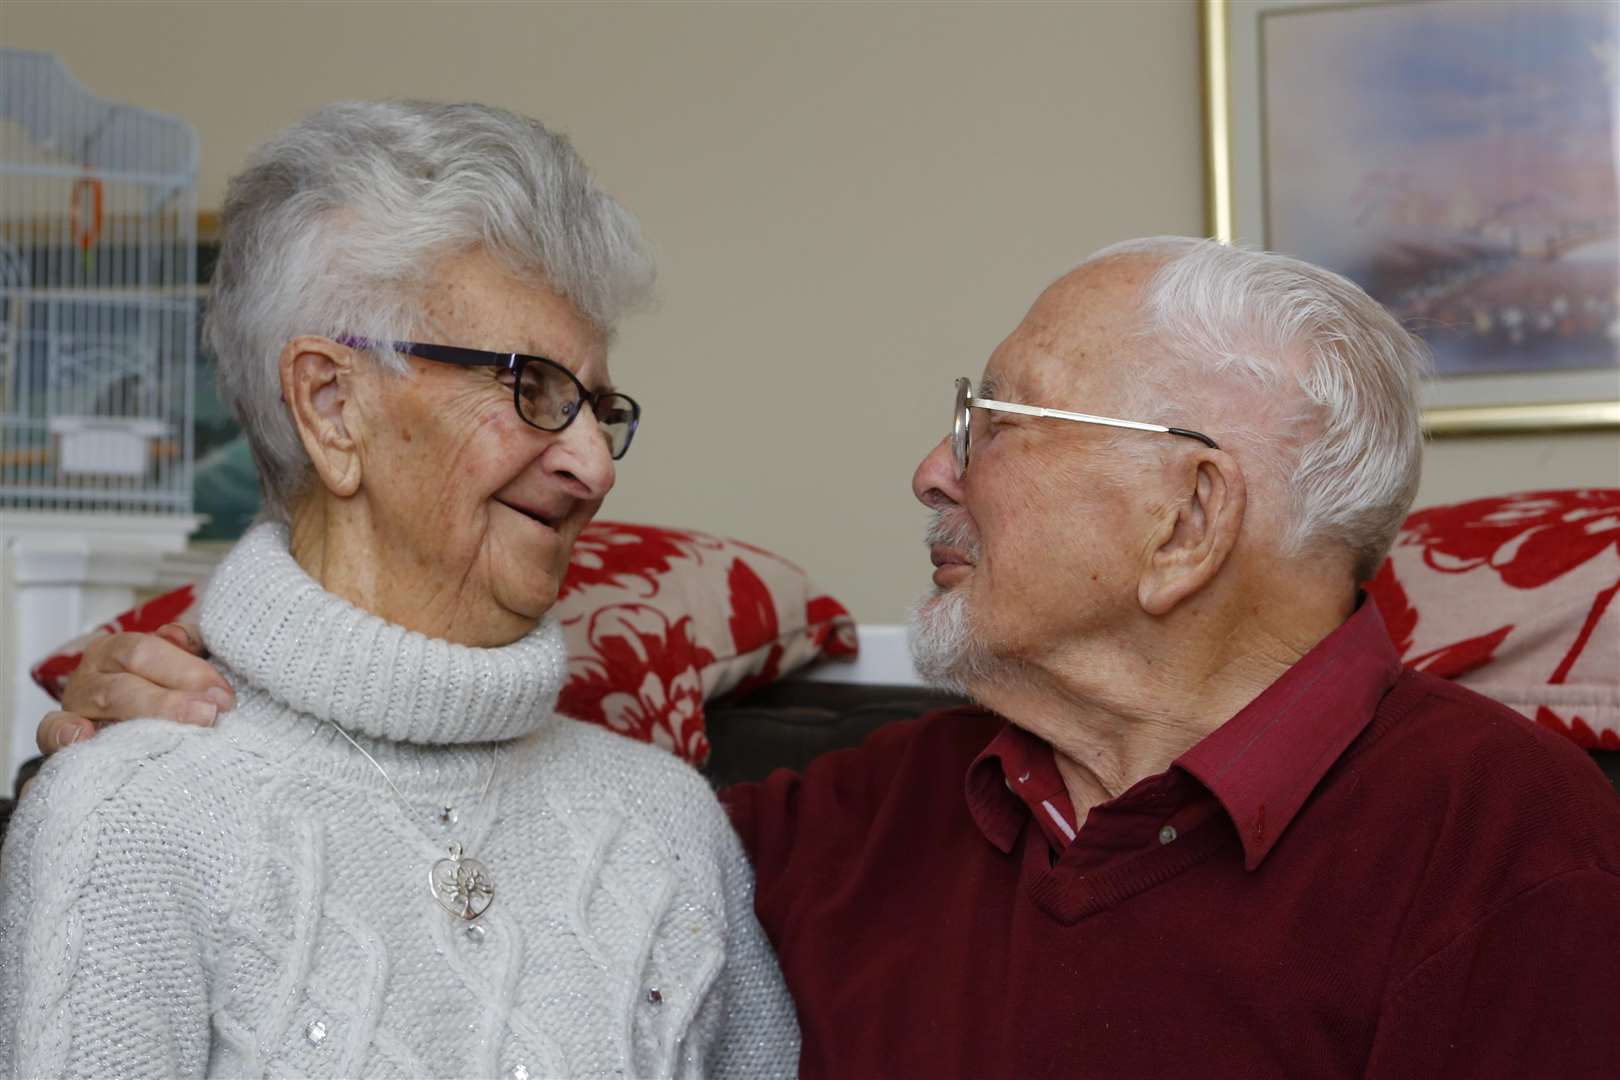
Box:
[279,336,363,498]
[1138,451,1246,616]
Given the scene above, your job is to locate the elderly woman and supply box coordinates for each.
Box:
[0,101,797,1078]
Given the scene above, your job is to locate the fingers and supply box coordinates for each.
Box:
[36,625,228,758]
[37,684,223,759]
[62,671,229,728]
[78,628,229,696]
[62,630,233,725]
[154,621,206,655]
[36,711,94,755]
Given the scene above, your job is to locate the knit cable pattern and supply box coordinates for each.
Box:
[0,524,798,1078]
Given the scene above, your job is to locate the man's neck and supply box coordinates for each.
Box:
[970,590,1354,822]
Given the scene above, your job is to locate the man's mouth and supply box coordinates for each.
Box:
[923,510,981,586]
[930,544,975,587]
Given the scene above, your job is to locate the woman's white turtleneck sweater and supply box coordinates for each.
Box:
[0,524,799,1078]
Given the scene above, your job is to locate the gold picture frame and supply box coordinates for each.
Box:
[1202,0,1620,436]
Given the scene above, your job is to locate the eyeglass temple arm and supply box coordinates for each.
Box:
[334,337,518,370]
[968,397,1218,449]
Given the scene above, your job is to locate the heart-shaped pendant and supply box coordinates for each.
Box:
[429,842,495,920]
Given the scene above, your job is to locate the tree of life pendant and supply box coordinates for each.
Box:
[429,842,495,920]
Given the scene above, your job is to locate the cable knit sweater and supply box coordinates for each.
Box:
[0,524,799,1079]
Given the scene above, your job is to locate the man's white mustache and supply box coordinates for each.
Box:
[924,510,982,562]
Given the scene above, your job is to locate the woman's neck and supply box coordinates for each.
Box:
[288,492,538,648]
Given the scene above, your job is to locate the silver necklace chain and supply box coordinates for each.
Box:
[323,718,498,822]
[323,718,500,921]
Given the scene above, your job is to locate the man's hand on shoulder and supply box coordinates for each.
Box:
[37,622,232,755]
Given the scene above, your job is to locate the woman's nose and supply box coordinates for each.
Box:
[547,409,616,500]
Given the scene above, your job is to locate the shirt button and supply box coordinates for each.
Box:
[1158,825,1178,846]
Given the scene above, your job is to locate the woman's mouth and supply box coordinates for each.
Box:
[494,497,560,530]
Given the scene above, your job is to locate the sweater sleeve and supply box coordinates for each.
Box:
[722,714,944,895]
[0,724,217,1078]
[1365,866,1620,1078]
[706,801,801,1080]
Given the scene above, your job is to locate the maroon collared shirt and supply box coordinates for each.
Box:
[971,724,1081,851]
[725,603,1620,1079]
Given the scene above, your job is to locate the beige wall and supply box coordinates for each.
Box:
[6,1,1616,622]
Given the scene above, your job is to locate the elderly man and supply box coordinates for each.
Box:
[20,238,1620,1077]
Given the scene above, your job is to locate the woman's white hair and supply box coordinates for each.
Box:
[1090,237,1429,581]
[206,100,655,521]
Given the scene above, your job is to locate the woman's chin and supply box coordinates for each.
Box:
[493,573,562,625]
[447,604,549,648]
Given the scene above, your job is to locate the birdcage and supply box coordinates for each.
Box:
[0,48,198,516]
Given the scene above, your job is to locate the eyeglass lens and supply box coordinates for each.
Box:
[516,363,638,458]
[952,377,972,476]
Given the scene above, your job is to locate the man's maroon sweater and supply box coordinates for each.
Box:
[723,606,1620,1078]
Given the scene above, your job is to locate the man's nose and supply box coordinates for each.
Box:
[912,436,964,511]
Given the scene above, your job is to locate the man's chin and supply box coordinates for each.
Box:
[907,587,986,695]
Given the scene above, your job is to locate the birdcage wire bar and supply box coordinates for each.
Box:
[1,47,198,516]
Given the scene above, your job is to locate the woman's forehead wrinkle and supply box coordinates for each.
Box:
[418,280,471,342]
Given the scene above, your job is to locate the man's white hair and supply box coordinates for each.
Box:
[1090,237,1429,581]
[206,100,656,521]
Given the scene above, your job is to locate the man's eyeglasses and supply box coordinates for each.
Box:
[339,337,641,459]
[951,377,1217,478]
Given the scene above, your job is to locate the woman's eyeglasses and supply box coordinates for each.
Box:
[338,337,641,459]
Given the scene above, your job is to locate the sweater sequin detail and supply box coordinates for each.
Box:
[0,523,799,1078]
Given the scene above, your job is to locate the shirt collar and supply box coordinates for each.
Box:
[966,723,1079,854]
[959,599,1402,871]
[964,724,1030,854]
[1175,598,1402,870]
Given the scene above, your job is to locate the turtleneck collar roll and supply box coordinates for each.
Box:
[199,522,567,746]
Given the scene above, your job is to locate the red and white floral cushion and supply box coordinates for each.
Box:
[30,491,1620,759]
[1364,488,1620,750]
[29,521,858,765]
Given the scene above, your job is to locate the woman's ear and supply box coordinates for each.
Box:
[279,336,363,498]
[1137,450,1246,616]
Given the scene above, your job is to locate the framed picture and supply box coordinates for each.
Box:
[1204,0,1620,434]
